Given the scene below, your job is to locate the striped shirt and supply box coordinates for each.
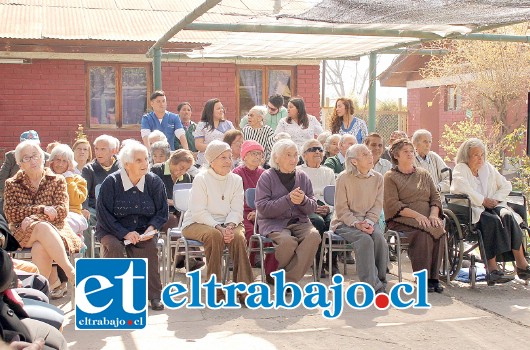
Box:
[242,125,275,162]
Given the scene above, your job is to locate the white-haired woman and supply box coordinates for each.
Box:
[96,141,168,310]
[48,143,88,298]
[412,129,450,193]
[150,140,171,165]
[49,144,88,236]
[323,134,340,164]
[4,141,81,282]
[242,105,274,163]
[181,140,253,304]
[297,139,337,277]
[331,144,387,292]
[451,138,530,283]
[255,139,321,283]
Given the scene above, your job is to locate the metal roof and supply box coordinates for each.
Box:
[0,0,529,59]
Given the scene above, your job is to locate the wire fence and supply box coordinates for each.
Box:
[322,108,408,142]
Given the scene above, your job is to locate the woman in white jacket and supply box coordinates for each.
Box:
[181,140,253,304]
[451,138,529,283]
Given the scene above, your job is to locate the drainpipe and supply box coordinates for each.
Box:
[368,52,377,132]
[153,48,162,90]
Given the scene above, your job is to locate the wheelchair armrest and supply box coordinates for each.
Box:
[509,191,523,197]
[445,194,469,200]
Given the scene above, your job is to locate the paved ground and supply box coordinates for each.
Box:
[55,260,530,350]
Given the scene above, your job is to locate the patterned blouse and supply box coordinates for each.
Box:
[242,124,274,162]
[193,120,234,166]
[339,117,368,144]
[3,168,83,253]
[274,115,323,151]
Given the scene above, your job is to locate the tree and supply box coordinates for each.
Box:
[421,24,530,139]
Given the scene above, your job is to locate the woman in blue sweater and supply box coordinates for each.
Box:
[96,141,168,311]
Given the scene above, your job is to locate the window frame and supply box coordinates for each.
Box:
[235,65,296,124]
[445,85,462,112]
[86,62,152,129]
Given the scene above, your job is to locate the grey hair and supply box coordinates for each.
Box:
[301,139,322,165]
[344,144,369,174]
[339,133,357,146]
[324,134,340,150]
[118,140,148,167]
[14,140,45,164]
[273,132,291,142]
[317,131,331,146]
[49,144,76,169]
[269,139,298,170]
[455,138,486,164]
[150,141,171,158]
[147,130,167,144]
[94,134,119,151]
[412,129,432,145]
[249,105,267,119]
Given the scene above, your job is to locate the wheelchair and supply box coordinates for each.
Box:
[440,169,530,288]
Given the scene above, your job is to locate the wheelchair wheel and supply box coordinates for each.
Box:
[443,209,464,281]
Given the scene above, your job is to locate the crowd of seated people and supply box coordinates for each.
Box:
[1,92,529,347]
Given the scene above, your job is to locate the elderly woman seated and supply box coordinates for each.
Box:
[384,138,445,293]
[4,141,81,283]
[255,139,321,283]
[96,141,168,310]
[323,134,340,164]
[233,140,266,266]
[297,139,337,277]
[49,143,88,298]
[181,140,253,304]
[331,144,387,292]
[412,129,450,193]
[451,138,530,283]
[150,140,171,165]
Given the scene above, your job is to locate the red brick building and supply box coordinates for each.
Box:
[379,54,528,156]
[0,2,320,154]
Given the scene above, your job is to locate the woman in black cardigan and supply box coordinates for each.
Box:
[96,141,168,310]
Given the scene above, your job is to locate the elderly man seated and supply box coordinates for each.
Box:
[331,144,387,293]
[323,134,357,175]
[412,129,450,193]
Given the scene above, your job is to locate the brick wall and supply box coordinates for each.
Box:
[0,59,320,153]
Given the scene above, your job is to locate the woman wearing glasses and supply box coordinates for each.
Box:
[4,141,82,283]
[274,97,323,152]
[194,98,235,167]
[297,139,338,277]
[330,97,368,144]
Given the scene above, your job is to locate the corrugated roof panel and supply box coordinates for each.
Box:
[114,0,152,11]
[83,0,117,10]
[0,4,42,39]
[43,0,83,8]
[0,0,42,5]
[43,7,88,39]
[148,0,202,12]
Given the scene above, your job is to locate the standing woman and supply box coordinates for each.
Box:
[194,98,235,167]
[274,97,323,152]
[242,106,274,164]
[330,97,368,144]
[175,102,198,153]
[72,138,92,175]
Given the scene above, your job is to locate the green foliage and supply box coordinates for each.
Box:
[441,119,530,197]
[377,99,405,112]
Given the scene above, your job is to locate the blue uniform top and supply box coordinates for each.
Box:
[141,111,184,151]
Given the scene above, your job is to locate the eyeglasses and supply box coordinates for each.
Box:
[305,146,324,153]
[21,154,41,163]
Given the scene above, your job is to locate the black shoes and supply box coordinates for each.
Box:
[516,265,530,281]
[339,252,355,264]
[487,270,514,285]
[427,279,444,293]
[150,299,164,311]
